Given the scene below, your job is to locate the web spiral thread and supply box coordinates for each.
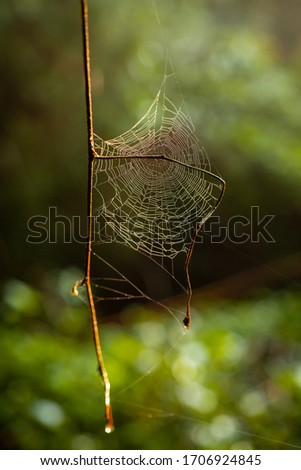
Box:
[93,83,224,262]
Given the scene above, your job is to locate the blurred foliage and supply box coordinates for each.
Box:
[0,0,301,450]
[1,272,301,449]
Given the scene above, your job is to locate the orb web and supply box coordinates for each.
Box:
[93,81,225,264]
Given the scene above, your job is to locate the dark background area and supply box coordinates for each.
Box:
[0,0,301,450]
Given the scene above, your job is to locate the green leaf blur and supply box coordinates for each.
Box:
[0,0,300,450]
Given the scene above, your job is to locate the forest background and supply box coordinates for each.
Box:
[0,0,301,450]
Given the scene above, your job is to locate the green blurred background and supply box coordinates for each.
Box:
[1,0,301,450]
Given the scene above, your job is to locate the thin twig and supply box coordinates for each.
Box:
[183,178,226,329]
[80,0,114,433]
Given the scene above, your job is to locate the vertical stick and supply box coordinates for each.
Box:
[183,177,226,329]
[80,0,114,433]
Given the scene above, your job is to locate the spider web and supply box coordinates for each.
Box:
[93,79,224,264]
[71,0,300,446]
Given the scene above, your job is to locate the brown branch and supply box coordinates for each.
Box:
[183,176,226,328]
[80,0,114,433]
